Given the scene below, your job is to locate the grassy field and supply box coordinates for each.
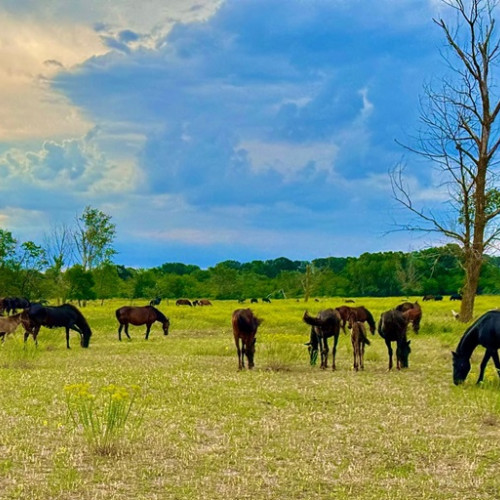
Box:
[0,296,500,499]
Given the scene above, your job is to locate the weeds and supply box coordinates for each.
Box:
[64,382,144,455]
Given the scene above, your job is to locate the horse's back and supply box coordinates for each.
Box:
[116,305,154,325]
[477,310,500,348]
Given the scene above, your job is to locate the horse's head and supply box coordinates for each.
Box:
[80,327,92,348]
[452,351,470,385]
[162,318,170,336]
[397,339,411,368]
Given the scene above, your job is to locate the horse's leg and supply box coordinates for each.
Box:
[118,323,123,341]
[385,339,393,370]
[124,324,131,340]
[66,327,71,349]
[331,335,338,371]
[145,323,151,340]
[477,350,492,384]
[320,337,328,369]
[352,337,357,371]
[234,337,243,370]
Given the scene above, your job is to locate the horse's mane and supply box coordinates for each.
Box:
[456,310,500,354]
[60,304,92,336]
[150,306,168,323]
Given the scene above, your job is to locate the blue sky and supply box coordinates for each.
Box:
[0,0,454,268]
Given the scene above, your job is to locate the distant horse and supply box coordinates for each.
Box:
[378,309,411,370]
[176,299,192,306]
[303,309,341,370]
[348,313,370,371]
[336,305,376,335]
[149,297,162,306]
[262,297,271,303]
[198,299,212,306]
[2,297,30,315]
[422,295,434,301]
[21,303,92,348]
[396,301,422,334]
[232,308,262,370]
[250,298,258,303]
[115,306,170,341]
[450,294,462,301]
[452,310,500,385]
[0,313,23,342]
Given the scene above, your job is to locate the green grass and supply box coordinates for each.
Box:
[0,296,499,499]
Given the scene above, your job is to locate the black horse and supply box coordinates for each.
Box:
[2,297,30,315]
[452,310,500,385]
[303,309,341,370]
[21,303,92,348]
[378,309,411,370]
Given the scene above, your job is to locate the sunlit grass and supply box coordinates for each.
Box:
[0,296,499,498]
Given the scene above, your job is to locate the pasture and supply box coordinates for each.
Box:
[1,296,500,499]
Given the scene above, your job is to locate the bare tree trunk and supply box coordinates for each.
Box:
[460,253,482,322]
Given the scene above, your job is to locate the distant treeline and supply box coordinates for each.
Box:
[1,244,500,302]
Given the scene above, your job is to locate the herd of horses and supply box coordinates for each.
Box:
[0,296,499,386]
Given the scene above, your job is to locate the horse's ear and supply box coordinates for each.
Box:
[407,340,411,346]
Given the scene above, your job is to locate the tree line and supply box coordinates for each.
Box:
[0,205,499,303]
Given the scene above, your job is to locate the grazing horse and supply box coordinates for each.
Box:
[198,299,212,306]
[115,306,170,340]
[378,309,411,370]
[232,308,262,370]
[348,313,370,371]
[336,305,376,335]
[149,297,162,306]
[396,301,422,334]
[21,303,92,348]
[0,313,23,342]
[176,299,192,306]
[450,293,462,301]
[303,309,341,370]
[452,310,500,385]
[2,297,30,315]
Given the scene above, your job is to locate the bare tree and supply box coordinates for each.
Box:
[391,0,500,322]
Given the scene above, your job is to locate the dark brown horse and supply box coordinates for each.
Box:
[176,299,192,306]
[378,309,411,370]
[303,309,341,370]
[396,301,422,333]
[115,306,170,340]
[232,308,262,370]
[349,316,370,371]
[336,305,376,335]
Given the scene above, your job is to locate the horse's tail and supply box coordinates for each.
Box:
[364,308,376,335]
[302,310,325,327]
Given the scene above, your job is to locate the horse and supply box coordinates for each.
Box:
[2,297,30,315]
[176,299,192,306]
[149,297,162,306]
[0,313,23,342]
[378,309,411,370]
[452,310,500,385]
[262,297,271,303]
[21,303,92,348]
[115,306,170,341]
[348,312,370,371]
[396,301,422,334]
[450,293,462,301]
[336,305,376,335]
[232,308,262,370]
[198,299,212,306]
[303,309,341,370]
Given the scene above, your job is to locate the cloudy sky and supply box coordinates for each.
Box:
[0,0,455,268]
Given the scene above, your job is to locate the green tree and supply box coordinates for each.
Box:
[75,206,117,271]
[66,265,96,305]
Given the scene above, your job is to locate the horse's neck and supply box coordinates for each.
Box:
[458,327,479,357]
